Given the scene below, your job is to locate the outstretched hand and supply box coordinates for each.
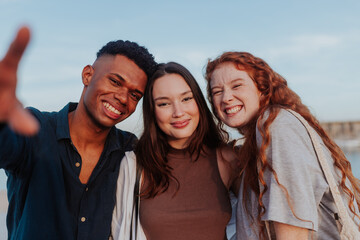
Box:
[0,26,39,135]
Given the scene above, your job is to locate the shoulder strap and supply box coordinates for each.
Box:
[134,165,142,240]
[130,164,142,240]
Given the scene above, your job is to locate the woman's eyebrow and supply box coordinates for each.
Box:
[154,90,192,101]
[211,78,244,89]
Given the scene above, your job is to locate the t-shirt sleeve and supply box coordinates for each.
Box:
[256,110,328,231]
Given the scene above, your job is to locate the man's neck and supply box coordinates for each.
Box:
[68,107,112,184]
[67,109,110,151]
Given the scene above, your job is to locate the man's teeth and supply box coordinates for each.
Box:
[226,106,241,114]
[103,102,121,115]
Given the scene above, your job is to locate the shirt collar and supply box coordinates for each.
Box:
[56,102,123,152]
[56,102,76,140]
[104,126,122,153]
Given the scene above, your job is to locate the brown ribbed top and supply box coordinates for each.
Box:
[140,146,231,240]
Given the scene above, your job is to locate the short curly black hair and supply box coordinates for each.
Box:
[96,40,157,79]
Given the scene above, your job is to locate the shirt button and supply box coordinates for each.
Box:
[81,217,86,222]
[75,162,80,167]
[85,187,89,191]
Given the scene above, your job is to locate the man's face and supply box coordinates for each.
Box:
[82,54,147,129]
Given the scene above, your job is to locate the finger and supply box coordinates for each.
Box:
[8,104,40,136]
[3,26,31,70]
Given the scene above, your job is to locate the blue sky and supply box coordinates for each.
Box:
[1,0,359,136]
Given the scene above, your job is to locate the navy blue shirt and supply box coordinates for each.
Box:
[0,103,137,240]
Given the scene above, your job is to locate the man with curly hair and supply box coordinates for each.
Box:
[0,26,157,240]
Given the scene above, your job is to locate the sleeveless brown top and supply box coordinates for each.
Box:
[140,146,231,240]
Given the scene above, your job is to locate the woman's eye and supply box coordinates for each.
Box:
[212,90,222,96]
[233,84,241,89]
[157,102,169,107]
[183,97,193,102]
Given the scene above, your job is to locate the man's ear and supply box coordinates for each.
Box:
[82,65,94,86]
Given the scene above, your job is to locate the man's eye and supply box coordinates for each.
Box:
[130,93,141,101]
[110,78,121,86]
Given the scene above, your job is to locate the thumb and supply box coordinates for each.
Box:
[8,104,40,136]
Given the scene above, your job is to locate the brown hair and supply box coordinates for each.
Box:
[205,51,360,239]
[136,62,225,198]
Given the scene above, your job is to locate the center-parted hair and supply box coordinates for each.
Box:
[205,51,360,239]
[96,40,157,79]
[136,62,225,198]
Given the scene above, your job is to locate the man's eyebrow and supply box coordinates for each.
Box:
[110,73,144,95]
[134,89,144,95]
[110,73,125,82]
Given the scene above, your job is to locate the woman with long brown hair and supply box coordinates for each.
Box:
[111,62,239,240]
[205,52,360,239]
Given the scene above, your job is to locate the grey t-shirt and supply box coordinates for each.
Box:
[236,109,359,240]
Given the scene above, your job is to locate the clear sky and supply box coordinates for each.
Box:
[1,0,359,136]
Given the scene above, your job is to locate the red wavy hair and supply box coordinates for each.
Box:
[205,51,360,239]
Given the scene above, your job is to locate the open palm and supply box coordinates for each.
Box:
[0,26,39,135]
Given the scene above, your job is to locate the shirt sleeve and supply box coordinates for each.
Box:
[256,109,329,231]
[0,123,31,171]
[0,107,41,172]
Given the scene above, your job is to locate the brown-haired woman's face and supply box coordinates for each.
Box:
[210,62,261,128]
[152,73,200,149]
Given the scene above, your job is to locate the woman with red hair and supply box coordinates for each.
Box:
[205,52,360,239]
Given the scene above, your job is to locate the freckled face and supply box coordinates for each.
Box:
[152,74,200,149]
[210,62,261,128]
[82,55,147,128]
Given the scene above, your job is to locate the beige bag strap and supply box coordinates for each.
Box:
[287,109,360,239]
[265,221,272,240]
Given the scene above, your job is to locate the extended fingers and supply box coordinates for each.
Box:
[0,27,37,135]
[3,26,31,70]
